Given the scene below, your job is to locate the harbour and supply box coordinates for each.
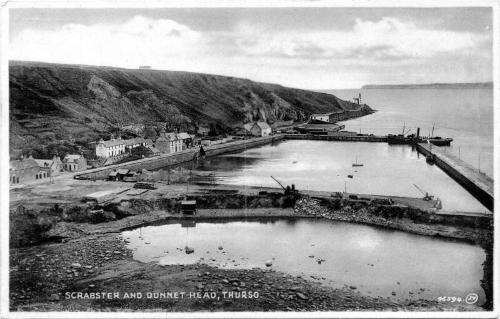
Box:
[9,119,494,312]
[6,5,496,314]
[71,130,491,214]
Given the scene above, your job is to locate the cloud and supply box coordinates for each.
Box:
[235,17,489,61]
[10,16,202,67]
[9,15,492,89]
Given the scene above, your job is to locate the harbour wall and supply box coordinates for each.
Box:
[284,134,387,142]
[416,143,493,211]
[75,135,283,180]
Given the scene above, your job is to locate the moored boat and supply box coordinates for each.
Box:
[423,124,453,146]
[424,136,453,146]
[352,155,364,167]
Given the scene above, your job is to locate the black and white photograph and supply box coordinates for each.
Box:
[0,1,498,317]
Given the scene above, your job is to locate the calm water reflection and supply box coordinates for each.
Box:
[122,218,485,304]
[186,140,488,212]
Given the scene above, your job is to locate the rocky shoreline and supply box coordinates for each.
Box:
[294,197,492,245]
[10,231,482,312]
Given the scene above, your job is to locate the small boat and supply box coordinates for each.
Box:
[347,174,353,179]
[423,124,453,146]
[424,136,453,146]
[352,156,364,167]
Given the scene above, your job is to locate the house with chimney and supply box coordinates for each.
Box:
[124,137,147,152]
[95,137,126,158]
[9,156,43,185]
[177,132,192,150]
[34,156,63,177]
[154,129,191,154]
[63,154,87,172]
[155,134,170,153]
[250,122,272,137]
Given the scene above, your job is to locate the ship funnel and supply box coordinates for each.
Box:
[417,128,420,139]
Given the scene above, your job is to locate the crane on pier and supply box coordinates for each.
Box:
[270,176,297,195]
[270,176,286,190]
[413,184,434,201]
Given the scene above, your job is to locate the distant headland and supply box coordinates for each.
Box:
[362,82,493,90]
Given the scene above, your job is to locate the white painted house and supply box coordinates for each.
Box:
[95,137,125,158]
[250,122,272,137]
[165,133,184,153]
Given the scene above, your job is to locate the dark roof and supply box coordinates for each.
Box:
[123,137,146,146]
[98,139,125,148]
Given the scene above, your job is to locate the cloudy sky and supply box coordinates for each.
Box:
[9,7,493,89]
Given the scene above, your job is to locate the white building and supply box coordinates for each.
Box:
[165,133,183,153]
[177,132,192,150]
[310,113,330,122]
[250,122,272,137]
[95,137,125,158]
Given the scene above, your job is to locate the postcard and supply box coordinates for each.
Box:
[1,1,497,318]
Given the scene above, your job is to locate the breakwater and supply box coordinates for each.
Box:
[416,143,493,211]
[75,135,283,180]
[284,134,387,142]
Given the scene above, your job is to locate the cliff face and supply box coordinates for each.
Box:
[10,61,372,157]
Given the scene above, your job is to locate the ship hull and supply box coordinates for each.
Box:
[425,138,453,146]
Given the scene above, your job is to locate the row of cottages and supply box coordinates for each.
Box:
[96,133,193,159]
[95,137,127,158]
[155,131,192,154]
[95,136,153,158]
[242,121,272,137]
[10,154,86,185]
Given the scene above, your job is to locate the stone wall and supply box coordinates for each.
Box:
[75,135,283,180]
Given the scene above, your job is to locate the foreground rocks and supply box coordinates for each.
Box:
[8,194,491,312]
[10,229,482,312]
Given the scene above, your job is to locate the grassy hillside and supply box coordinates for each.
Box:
[10,61,372,158]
